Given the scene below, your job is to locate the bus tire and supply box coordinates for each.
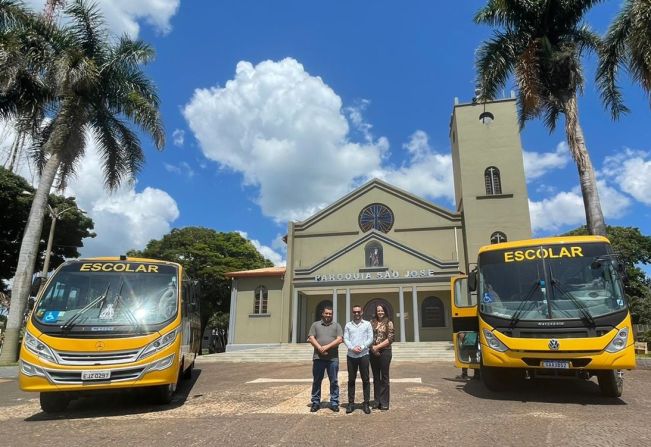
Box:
[150,383,176,405]
[481,365,508,391]
[40,392,70,413]
[597,370,623,397]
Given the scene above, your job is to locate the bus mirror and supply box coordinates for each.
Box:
[591,260,602,270]
[468,270,478,292]
[27,297,35,311]
[30,277,43,296]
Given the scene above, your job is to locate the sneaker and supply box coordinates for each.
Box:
[331,404,340,412]
[346,404,354,414]
[310,403,320,412]
[362,403,371,414]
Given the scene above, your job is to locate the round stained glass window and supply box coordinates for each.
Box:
[358,203,394,233]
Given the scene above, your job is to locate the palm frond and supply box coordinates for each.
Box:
[64,0,106,60]
[475,30,519,100]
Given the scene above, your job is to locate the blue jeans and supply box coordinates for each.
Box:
[311,358,339,406]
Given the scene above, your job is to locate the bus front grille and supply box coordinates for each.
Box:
[55,349,141,365]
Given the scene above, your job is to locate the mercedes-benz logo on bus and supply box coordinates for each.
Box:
[548,339,560,351]
[95,341,106,351]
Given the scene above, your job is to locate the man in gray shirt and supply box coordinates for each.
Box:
[307,306,343,412]
[343,304,373,414]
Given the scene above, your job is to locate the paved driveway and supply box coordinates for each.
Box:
[0,361,650,446]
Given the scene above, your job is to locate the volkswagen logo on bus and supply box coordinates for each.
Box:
[548,339,560,351]
[95,341,106,351]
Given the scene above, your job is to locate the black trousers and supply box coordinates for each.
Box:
[370,348,392,407]
[346,355,370,404]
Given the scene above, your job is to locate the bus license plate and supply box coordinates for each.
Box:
[81,370,111,381]
[541,360,570,369]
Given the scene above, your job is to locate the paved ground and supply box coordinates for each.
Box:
[0,361,650,446]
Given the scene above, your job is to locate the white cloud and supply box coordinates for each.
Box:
[164,161,194,178]
[529,180,631,232]
[602,148,651,206]
[184,59,456,222]
[377,130,454,204]
[523,141,570,181]
[62,133,180,257]
[24,0,180,37]
[184,58,389,222]
[172,129,185,147]
[237,231,285,267]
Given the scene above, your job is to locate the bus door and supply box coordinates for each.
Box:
[451,275,480,370]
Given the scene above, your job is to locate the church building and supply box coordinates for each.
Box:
[226,97,532,350]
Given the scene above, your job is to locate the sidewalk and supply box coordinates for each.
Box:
[0,366,18,379]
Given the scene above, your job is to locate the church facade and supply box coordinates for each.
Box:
[226,97,532,350]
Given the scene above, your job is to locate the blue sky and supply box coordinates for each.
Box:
[4,1,651,268]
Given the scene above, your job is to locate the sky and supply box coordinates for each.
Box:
[2,0,651,269]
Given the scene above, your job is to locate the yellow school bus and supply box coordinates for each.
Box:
[19,257,201,412]
[451,236,636,397]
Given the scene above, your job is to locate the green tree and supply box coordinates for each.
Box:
[563,226,651,324]
[128,227,273,338]
[598,0,651,119]
[0,0,164,363]
[0,166,94,288]
[474,0,606,236]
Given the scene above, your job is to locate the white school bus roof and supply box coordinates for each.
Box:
[478,235,611,255]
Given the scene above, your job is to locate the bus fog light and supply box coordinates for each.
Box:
[20,360,46,377]
[150,354,175,371]
[482,329,508,352]
[605,328,629,353]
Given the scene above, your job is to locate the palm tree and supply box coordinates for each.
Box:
[474,0,606,236]
[597,0,651,119]
[0,0,164,363]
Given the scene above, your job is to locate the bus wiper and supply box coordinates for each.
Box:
[61,283,111,331]
[113,281,146,334]
[549,277,596,327]
[508,280,541,328]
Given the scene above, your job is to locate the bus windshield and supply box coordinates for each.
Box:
[33,261,179,330]
[478,242,626,321]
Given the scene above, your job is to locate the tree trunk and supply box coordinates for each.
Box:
[0,151,61,363]
[563,95,607,236]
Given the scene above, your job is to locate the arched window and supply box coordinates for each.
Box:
[484,166,502,195]
[365,241,384,267]
[421,296,445,327]
[479,111,494,125]
[254,286,268,314]
[490,231,507,244]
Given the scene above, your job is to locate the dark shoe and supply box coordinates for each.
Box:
[346,404,354,414]
[310,403,320,412]
[378,404,389,411]
[331,404,339,412]
[363,403,371,414]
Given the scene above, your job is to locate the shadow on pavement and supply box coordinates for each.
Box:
[447,375,627,405]
[24,368,203,421]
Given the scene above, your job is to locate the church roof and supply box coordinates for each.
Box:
[227,266,286,278]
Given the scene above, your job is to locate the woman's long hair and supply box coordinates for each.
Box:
[374,304,390,322]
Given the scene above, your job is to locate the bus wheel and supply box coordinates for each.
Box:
[480,365,508,391]
[40,392,70,413]
[597,370,623,397]
[150,383,177,405]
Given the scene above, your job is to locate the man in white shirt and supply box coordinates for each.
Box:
[343,305,373,414]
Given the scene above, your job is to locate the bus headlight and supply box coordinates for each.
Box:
[605,328,629,353]
[138,327,179,360]
[23,331,58,364]
[482,329,508,352]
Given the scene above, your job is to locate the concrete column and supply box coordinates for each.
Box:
[399,286,406,342]
[227,278,238,345]
[332,288,338,324]
[291,288,298,343]
[345,288,351,323]
[412,285,420,342]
